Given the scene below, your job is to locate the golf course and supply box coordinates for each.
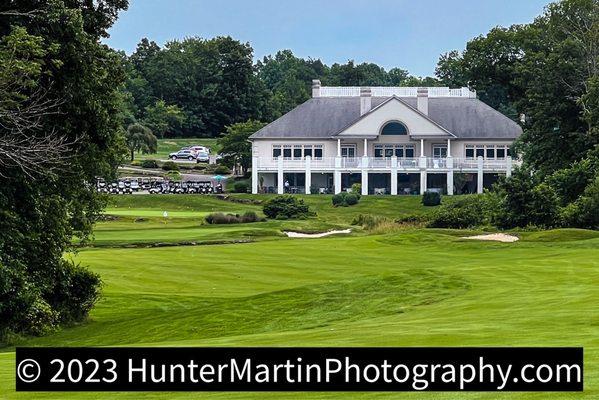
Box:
[1,194,598,399]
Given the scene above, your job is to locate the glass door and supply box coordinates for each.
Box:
[433,145,447,158]
[341,145,356,158]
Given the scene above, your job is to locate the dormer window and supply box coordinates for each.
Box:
[381,121,408,135]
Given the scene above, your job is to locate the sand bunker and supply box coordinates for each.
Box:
[463,233,519,243]
[284,229,351,238]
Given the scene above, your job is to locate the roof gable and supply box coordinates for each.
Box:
[335,96,454,138]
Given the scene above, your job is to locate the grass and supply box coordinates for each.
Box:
[1,194,598,399]
[134,138,220,161]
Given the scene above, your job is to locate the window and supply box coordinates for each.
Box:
[381,121,408,135]
[465,144,511,159]
[374,144,415,158]
[465,146,474,158]
[272,144,324,160]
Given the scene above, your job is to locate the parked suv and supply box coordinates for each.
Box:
[196,152,209,163]
[169,150,196,161]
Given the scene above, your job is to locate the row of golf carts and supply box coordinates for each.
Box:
[96,178,223,195]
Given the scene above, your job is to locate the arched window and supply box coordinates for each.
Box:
[381,121,408,135]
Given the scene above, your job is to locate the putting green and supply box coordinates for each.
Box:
[1,195,597,400]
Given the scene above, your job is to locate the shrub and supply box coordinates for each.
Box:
[204,211,262,224]
[350,183,362,198]
[561,176,599,229]
[141,159,159,169]
[332,192,361,207]
[161,161,179,171]
[263,195,312,219]
[345,193,359,205]
[165,171,181,181]
[422,191,441,206]
[332,193,345,206]
[427,195,489,229]
[233,181,249,193]
[491,169,560,229]
[240,211,261,223]
[193,164,206,171]
[214,165,230,174]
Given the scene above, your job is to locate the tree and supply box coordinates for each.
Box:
[125,123,157,161]
[218,120,266,175]
[142,100,185,138]
[0,0,128,339]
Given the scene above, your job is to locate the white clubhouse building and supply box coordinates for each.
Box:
[249,80,522,196]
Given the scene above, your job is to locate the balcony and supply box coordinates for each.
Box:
[254,156,516,172]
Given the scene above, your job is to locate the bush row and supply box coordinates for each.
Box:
[204,211,263,224]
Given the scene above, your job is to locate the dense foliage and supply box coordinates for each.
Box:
[431,0,599,230]
[0,0,128,341]
[422,191,442,206]
[218,120,266,175]
[332,192,360,207]
[121,44,441,138]
[262,195,312,219]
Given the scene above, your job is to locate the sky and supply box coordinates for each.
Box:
[105,0,551,77]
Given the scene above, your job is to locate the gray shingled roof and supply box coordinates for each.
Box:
[250,97,522,139]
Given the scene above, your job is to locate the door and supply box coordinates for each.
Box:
[341,145,356,158]
[433,145,447,158]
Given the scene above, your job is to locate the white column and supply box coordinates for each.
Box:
[337,139,341,157]
[420,139,424,157]
[447,138,451,156]
[251,156,258,194]
[277,156,284,194]
[363,138,368,156]
[334,156,342,194]
[390,156,398,195]
[305,156,311,194]
[446,156,454,195]
[420,171,427,195]
[477,156,484,194]
[361,169,368,196]
[506,156,513,178]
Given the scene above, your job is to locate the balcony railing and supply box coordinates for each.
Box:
[254,157,516,171]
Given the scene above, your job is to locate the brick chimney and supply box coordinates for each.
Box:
[360,87,372,115]
[417,87,429,115]
[312,79,321,98]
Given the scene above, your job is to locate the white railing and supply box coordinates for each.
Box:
[319,86,476,98]
[319,87,361,97]
[256,157,511,171]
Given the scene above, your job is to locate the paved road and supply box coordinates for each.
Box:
[118,166,228,182]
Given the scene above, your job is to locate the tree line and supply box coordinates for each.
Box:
[120,42,439,140]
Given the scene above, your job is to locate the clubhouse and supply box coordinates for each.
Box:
[249,81,522,195]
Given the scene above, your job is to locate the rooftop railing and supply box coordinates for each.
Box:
[318,86,476,98]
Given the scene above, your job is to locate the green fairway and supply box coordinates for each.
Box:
[1,195,597,399]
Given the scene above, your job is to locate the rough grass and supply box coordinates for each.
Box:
[1,195,598,400]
